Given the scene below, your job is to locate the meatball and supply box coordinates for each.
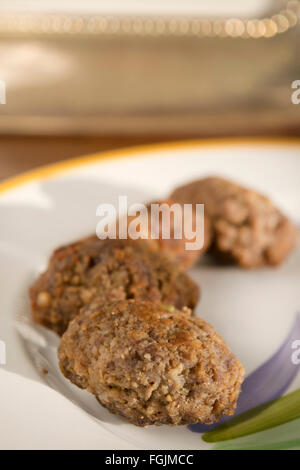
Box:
[171,176,298,268]
[30,238,199,336]
[58,300,245,427]
[122,199,212,269]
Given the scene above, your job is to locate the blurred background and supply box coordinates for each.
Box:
[0,0,299,180]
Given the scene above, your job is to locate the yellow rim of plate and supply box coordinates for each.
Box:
[0,137,300,196]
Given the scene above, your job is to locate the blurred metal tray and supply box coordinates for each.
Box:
[0,0,299,136]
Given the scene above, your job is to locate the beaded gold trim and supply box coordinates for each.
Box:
[0,1,299,38]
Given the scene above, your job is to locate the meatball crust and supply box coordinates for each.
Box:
[30,238,199,336]
[171,176,298,268]
[58,300,245,427]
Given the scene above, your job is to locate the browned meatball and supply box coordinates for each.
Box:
[30,238,199,336]
[171,176,298,268]
[122,199,212,269]
[58,300,245,427]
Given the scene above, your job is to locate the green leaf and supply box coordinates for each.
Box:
[203,388,300,443]
[212,418,300,450]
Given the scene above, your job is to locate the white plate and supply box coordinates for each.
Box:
[0,138,299,450]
